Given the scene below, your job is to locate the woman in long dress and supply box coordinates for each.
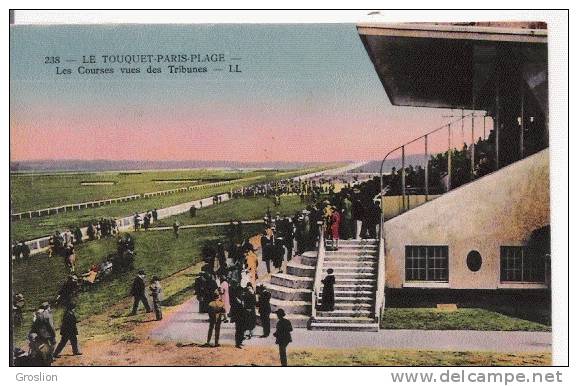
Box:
[320,268,335,311]
[245,247,258,289]
[219,276,230,322]
[330,207,341,250]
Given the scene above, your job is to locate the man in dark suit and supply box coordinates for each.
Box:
[260,231,273,273]
[53,303,81,358]
[20,241,30,259]
[273,308,292,366]
[257,287,272,337]
[129,270,151,315]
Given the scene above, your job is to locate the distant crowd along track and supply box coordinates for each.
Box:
[12,163,360,257]
[10,165,339,220]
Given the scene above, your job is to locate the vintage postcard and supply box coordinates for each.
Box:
[8,10,567,370]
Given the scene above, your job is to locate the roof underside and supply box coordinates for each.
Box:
[357,24,548,111]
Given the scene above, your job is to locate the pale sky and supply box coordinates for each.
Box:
[10,24,483,163]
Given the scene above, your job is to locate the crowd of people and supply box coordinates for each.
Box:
[12,173,384,366]
[132,209,158,231]
[13,233,138,366]
[231,177,340,203]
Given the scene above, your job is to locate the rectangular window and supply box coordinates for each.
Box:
[500,246,545,283]
[405,245,448,282]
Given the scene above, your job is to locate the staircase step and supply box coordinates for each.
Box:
[324,267,376,274]
[325,251,378,257]
[332,272,376,279]
[334,296,374,303]
[300,255,318,266]
[265,283,311,301]
[309,322,379,332]
[325,256,377,260]
[316,310,373,317]
[333,239,378,245]
[313,316,375,324]
[327,245,378,250]
[326,246,378,250]
[322,261,377,267]
[270,298,311,314]
[331,284,376,291]
[333,290,374,296]
[270,273,313,289]
[333,302,373,311]
[333,278,375,284]
[286,262,316,278]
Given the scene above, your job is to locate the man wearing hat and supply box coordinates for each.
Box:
[273,308,293,366]
[56,275,79,307]
[129,270,151,315]
[40,301,55,330]
[53,303,81,358]
[204,292,225,347]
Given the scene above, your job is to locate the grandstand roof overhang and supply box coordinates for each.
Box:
[357,23,548,111]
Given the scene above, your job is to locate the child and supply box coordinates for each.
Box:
[149,276,163,321]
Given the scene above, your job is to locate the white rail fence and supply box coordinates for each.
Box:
[12,163,364,258]
[11,176,264,221]
[14,192,231,257]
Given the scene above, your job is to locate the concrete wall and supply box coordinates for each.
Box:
[383,149,550,290]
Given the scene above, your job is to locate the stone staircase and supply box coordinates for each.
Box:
[266,251,318,328]
[310,239,380,331]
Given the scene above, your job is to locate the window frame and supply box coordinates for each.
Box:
[405,245,449,283]
[500,245,546,284]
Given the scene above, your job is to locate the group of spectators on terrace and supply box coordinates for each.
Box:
[383,129,548,196]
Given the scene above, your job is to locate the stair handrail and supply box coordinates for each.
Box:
[310,221,326,320]
[378,113,476,231]
[374,222,386,325]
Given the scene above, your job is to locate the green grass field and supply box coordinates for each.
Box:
[288,348,551,366]
[12,224,263,343]
[12,195,309,343]
[10,166,328,241]
[381,308,551,332]
[10,169,268,213]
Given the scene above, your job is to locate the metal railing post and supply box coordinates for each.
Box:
[471,109,475,179]
[447,124,452,191]
[495,83,501,170]
[401,146,406,211]
[461,108,465,146]
[424,135,429,201]
[520,83,526,159]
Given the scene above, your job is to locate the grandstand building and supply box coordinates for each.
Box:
[357,23,550,309]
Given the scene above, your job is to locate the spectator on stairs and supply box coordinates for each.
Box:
[320,268,335,311]
[329,206,341,251]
